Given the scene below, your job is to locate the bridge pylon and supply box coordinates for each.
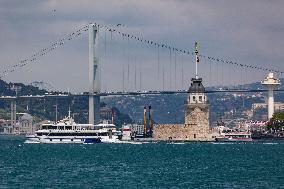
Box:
[88,24,100,125]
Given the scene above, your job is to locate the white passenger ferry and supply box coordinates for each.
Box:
[25,113,122,144]
[93,123,122,143]
[215,131,252,142]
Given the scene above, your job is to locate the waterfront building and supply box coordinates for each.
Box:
[18,113,35,134]
[127,123,144,135]
[0,120,12,134]
[252,102,284,111]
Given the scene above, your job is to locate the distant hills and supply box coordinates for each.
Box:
[1,78,284,125]
[0,79,132,126]
[103,78,284,124]
[0,80,47,96]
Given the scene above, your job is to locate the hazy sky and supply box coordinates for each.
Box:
[0,0,283,92]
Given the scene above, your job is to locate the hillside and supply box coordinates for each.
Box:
[103,79,284,124]
[0,79,132,126]
[1,78,284,125]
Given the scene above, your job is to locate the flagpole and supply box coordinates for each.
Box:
[195,42,199,79]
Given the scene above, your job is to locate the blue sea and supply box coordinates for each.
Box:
[0,136,283,189]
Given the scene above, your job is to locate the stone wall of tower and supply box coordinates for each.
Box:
[185,103,209,125]
[153,123,212,141]
[152,94,211,141]
[184,103,210,139]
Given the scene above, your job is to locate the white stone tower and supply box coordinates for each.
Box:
[261,72,280,119]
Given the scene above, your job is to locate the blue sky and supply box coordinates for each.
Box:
[0,0,283,92]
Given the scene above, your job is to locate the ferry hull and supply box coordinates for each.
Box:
[215,137,253,142]
[25,136,101,144]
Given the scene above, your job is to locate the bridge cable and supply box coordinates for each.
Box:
[157,45,160,89]
[139,64,142,91]
[163,55,165,90]
[174,51,177,90]
[221,61,224,87]
[96,23,283,75]
[181,52,184,89]
[134,64,137,91]
[209,58,212,87]
[0,25,89,78]
[169,48,172,90]
[217,60,219,86]
[127,37,130,91]
[3,22,281,86]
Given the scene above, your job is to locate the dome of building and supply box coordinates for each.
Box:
[19,113,33,122]
[188,78,205,93]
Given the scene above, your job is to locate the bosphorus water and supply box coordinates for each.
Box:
[0,135,283,188]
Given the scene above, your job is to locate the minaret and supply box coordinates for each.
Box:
[148,106,152,136]
[143,107,147,136]
[261,73,281,119]
[184,42,210,139]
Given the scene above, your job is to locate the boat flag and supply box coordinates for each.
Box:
[195,42,200,63]
[195,41,199,52]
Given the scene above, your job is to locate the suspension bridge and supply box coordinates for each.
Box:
[0,23,283,125]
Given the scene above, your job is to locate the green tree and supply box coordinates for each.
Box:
[267,112,284,131]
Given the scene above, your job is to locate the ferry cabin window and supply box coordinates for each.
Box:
[199,96,202,102]
[192,96,196,101]
[37,133,42,136]
[98,132,108,136]
[48,133,98,136]
[48,126,55,129]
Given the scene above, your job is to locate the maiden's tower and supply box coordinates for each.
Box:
[153,42,211,141]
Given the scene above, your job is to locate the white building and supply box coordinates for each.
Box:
[18,113,35,134]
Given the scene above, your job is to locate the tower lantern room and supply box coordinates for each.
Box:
[188,77,207,104]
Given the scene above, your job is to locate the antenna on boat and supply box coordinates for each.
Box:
[68,107,71,118]
[54,103,58,123]
[111,108,114,124]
